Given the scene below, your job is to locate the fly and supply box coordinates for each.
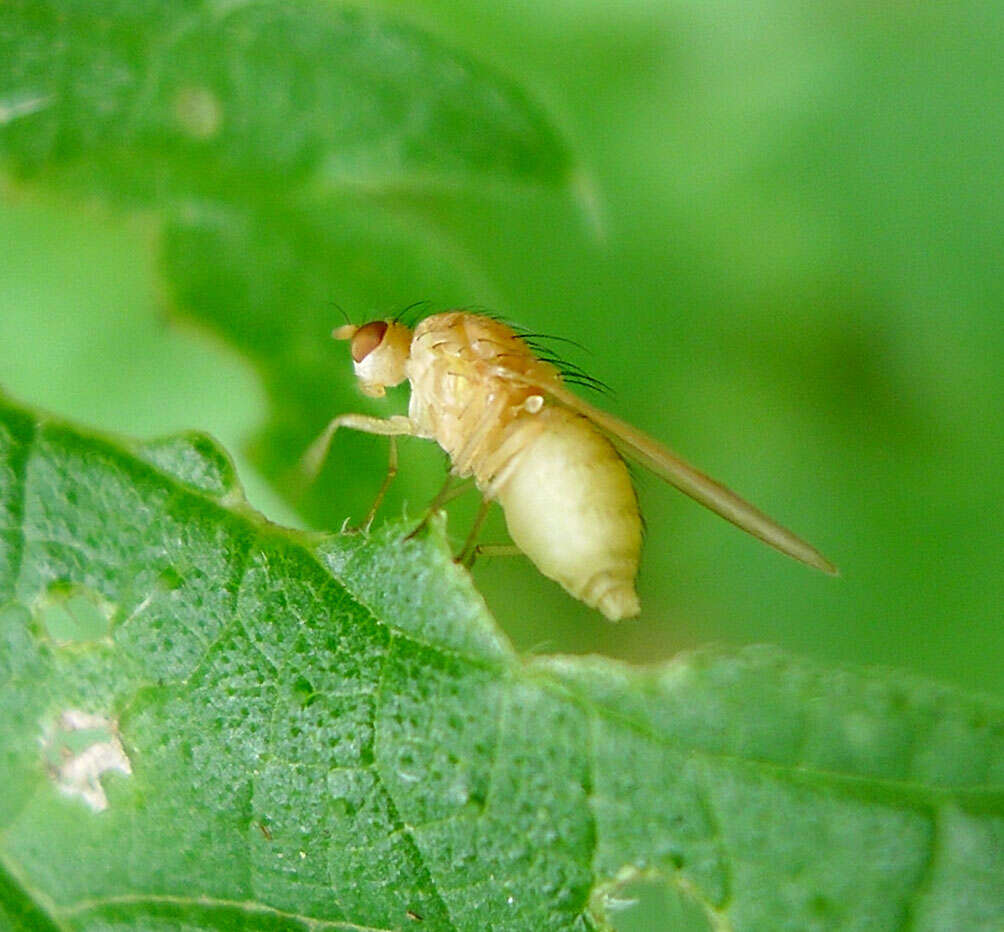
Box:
[305,311,836,620]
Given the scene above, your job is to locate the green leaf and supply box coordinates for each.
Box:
[1,395,1002,930]
[0,0,570,200]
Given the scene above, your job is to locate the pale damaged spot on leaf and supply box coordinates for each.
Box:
[41,709,132,813]
[33,582,114,645]
[173,85,223,140]
[589,865,719,932]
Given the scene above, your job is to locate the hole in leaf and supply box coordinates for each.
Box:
[35,582,112,644]
[603,874,712,932]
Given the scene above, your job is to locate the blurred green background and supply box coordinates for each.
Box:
[1,0,1001,701]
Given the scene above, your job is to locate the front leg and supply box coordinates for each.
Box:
[301,414,417,480]
[301,414,418,530]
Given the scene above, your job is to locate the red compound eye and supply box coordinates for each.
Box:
[351,321,388,362]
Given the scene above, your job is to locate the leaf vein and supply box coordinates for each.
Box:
[898,805,941,932]
[541,677,1000,808]
[371,633,459,932]
[56,889,395,931]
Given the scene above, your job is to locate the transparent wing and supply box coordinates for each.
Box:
[498,367,838,575]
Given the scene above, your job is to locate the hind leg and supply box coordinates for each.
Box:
[466,543,523,569]
[456,498,492,567]
[404,472,474,541]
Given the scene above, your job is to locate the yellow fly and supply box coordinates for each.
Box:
[305,310,836,620]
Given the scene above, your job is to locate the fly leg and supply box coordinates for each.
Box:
[361,435,398,531]
[454,504,527,568]
[457,497,491,567]
[300,414,417,530]
[467,543,523,567]
[302,413,416,478]
[404,473,473,541]
[461,522,524,569]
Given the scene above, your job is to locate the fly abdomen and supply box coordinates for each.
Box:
[486,407,643,620]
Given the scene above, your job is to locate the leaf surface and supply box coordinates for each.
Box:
[1,396,1001,931]
[0,0,569,198]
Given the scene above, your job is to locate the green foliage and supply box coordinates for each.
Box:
[1,395,1002,931]
[2,0,1003,928]
[0,0,568,197]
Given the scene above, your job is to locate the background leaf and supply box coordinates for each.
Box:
[1,395,1002,931]
[0,0,569,196]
